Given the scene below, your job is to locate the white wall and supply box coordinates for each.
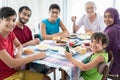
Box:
[1,0,119,34]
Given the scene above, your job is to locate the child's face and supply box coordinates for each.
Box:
[90,39,106,53]
[49,8,60,22]
[0,15,16,32]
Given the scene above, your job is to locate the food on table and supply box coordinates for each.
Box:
[56,40,67,44]
[36,44,50,51]
[80,47,87,54]
[74,46,81,52]
[84,42,90,46]
[74,46,87,54]
[86,32,93,36]
[61,37,69,42]
[68,34,78,38]
[55,38,68,46]
[52,36,61,41]
[24,48,33,54]
[78,34,90,40]
[70,34,77,37]
[69,42,75,46]
[52,36,69,45]
[51,46,65,51]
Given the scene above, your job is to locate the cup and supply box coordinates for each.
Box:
[84,42,90,47]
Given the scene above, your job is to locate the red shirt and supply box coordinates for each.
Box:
[13,25,32,44]
[0,32,16,79]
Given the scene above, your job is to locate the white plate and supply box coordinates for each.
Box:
[68,34,78,39]
[78,34,90,40]
[51,46,65,52]
[35,44,50,51]
[59,49,77,56]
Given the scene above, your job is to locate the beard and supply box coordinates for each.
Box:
[19,18,27,24]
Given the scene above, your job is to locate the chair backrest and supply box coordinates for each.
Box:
[98,51,114,80]
[33,23,42,41]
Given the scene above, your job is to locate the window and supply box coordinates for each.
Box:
[115,0,120,14]
[0,0,8,7]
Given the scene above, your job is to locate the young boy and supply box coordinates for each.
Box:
[40,3,69,40]
[0,7,50,80]
[65,32,109,80]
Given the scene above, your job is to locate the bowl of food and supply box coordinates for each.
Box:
[56,40,67,46]
[52,36,61,41]
[68,34,78,39]
[78,34,90,40]
[51,46,65,52]
[36,44,50,51]
[56,38,68,46]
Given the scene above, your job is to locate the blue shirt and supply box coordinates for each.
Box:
[42,18,60,35]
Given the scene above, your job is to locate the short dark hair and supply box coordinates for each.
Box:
[49,4,60,12]
[19,6,31,13]
[0,7,16,19]
[91,32,109,46]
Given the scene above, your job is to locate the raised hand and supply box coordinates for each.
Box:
[71,16,76,22]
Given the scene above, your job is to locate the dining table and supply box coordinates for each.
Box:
[23,34,92,80]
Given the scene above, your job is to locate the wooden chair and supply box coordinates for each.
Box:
[98,51,114,80]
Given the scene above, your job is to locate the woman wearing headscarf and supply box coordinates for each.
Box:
[104,7,120,76]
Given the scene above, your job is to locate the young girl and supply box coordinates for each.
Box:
[65,32,109,80]
[0,7,50,80]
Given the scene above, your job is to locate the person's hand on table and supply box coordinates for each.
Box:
[28,38,40,46]
[64,51,73,60]
[35,52,46,60]
[61,32,70,38]
[33,38,40,45]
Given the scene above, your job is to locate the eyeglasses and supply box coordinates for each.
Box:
[50,11,59,14]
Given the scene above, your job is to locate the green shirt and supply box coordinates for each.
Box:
[81,52,108,80]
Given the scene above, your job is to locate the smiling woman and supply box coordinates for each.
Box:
[1,0,119,35]
[104,7,120,76]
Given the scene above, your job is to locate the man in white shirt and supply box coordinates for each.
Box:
[71,1,105,34]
